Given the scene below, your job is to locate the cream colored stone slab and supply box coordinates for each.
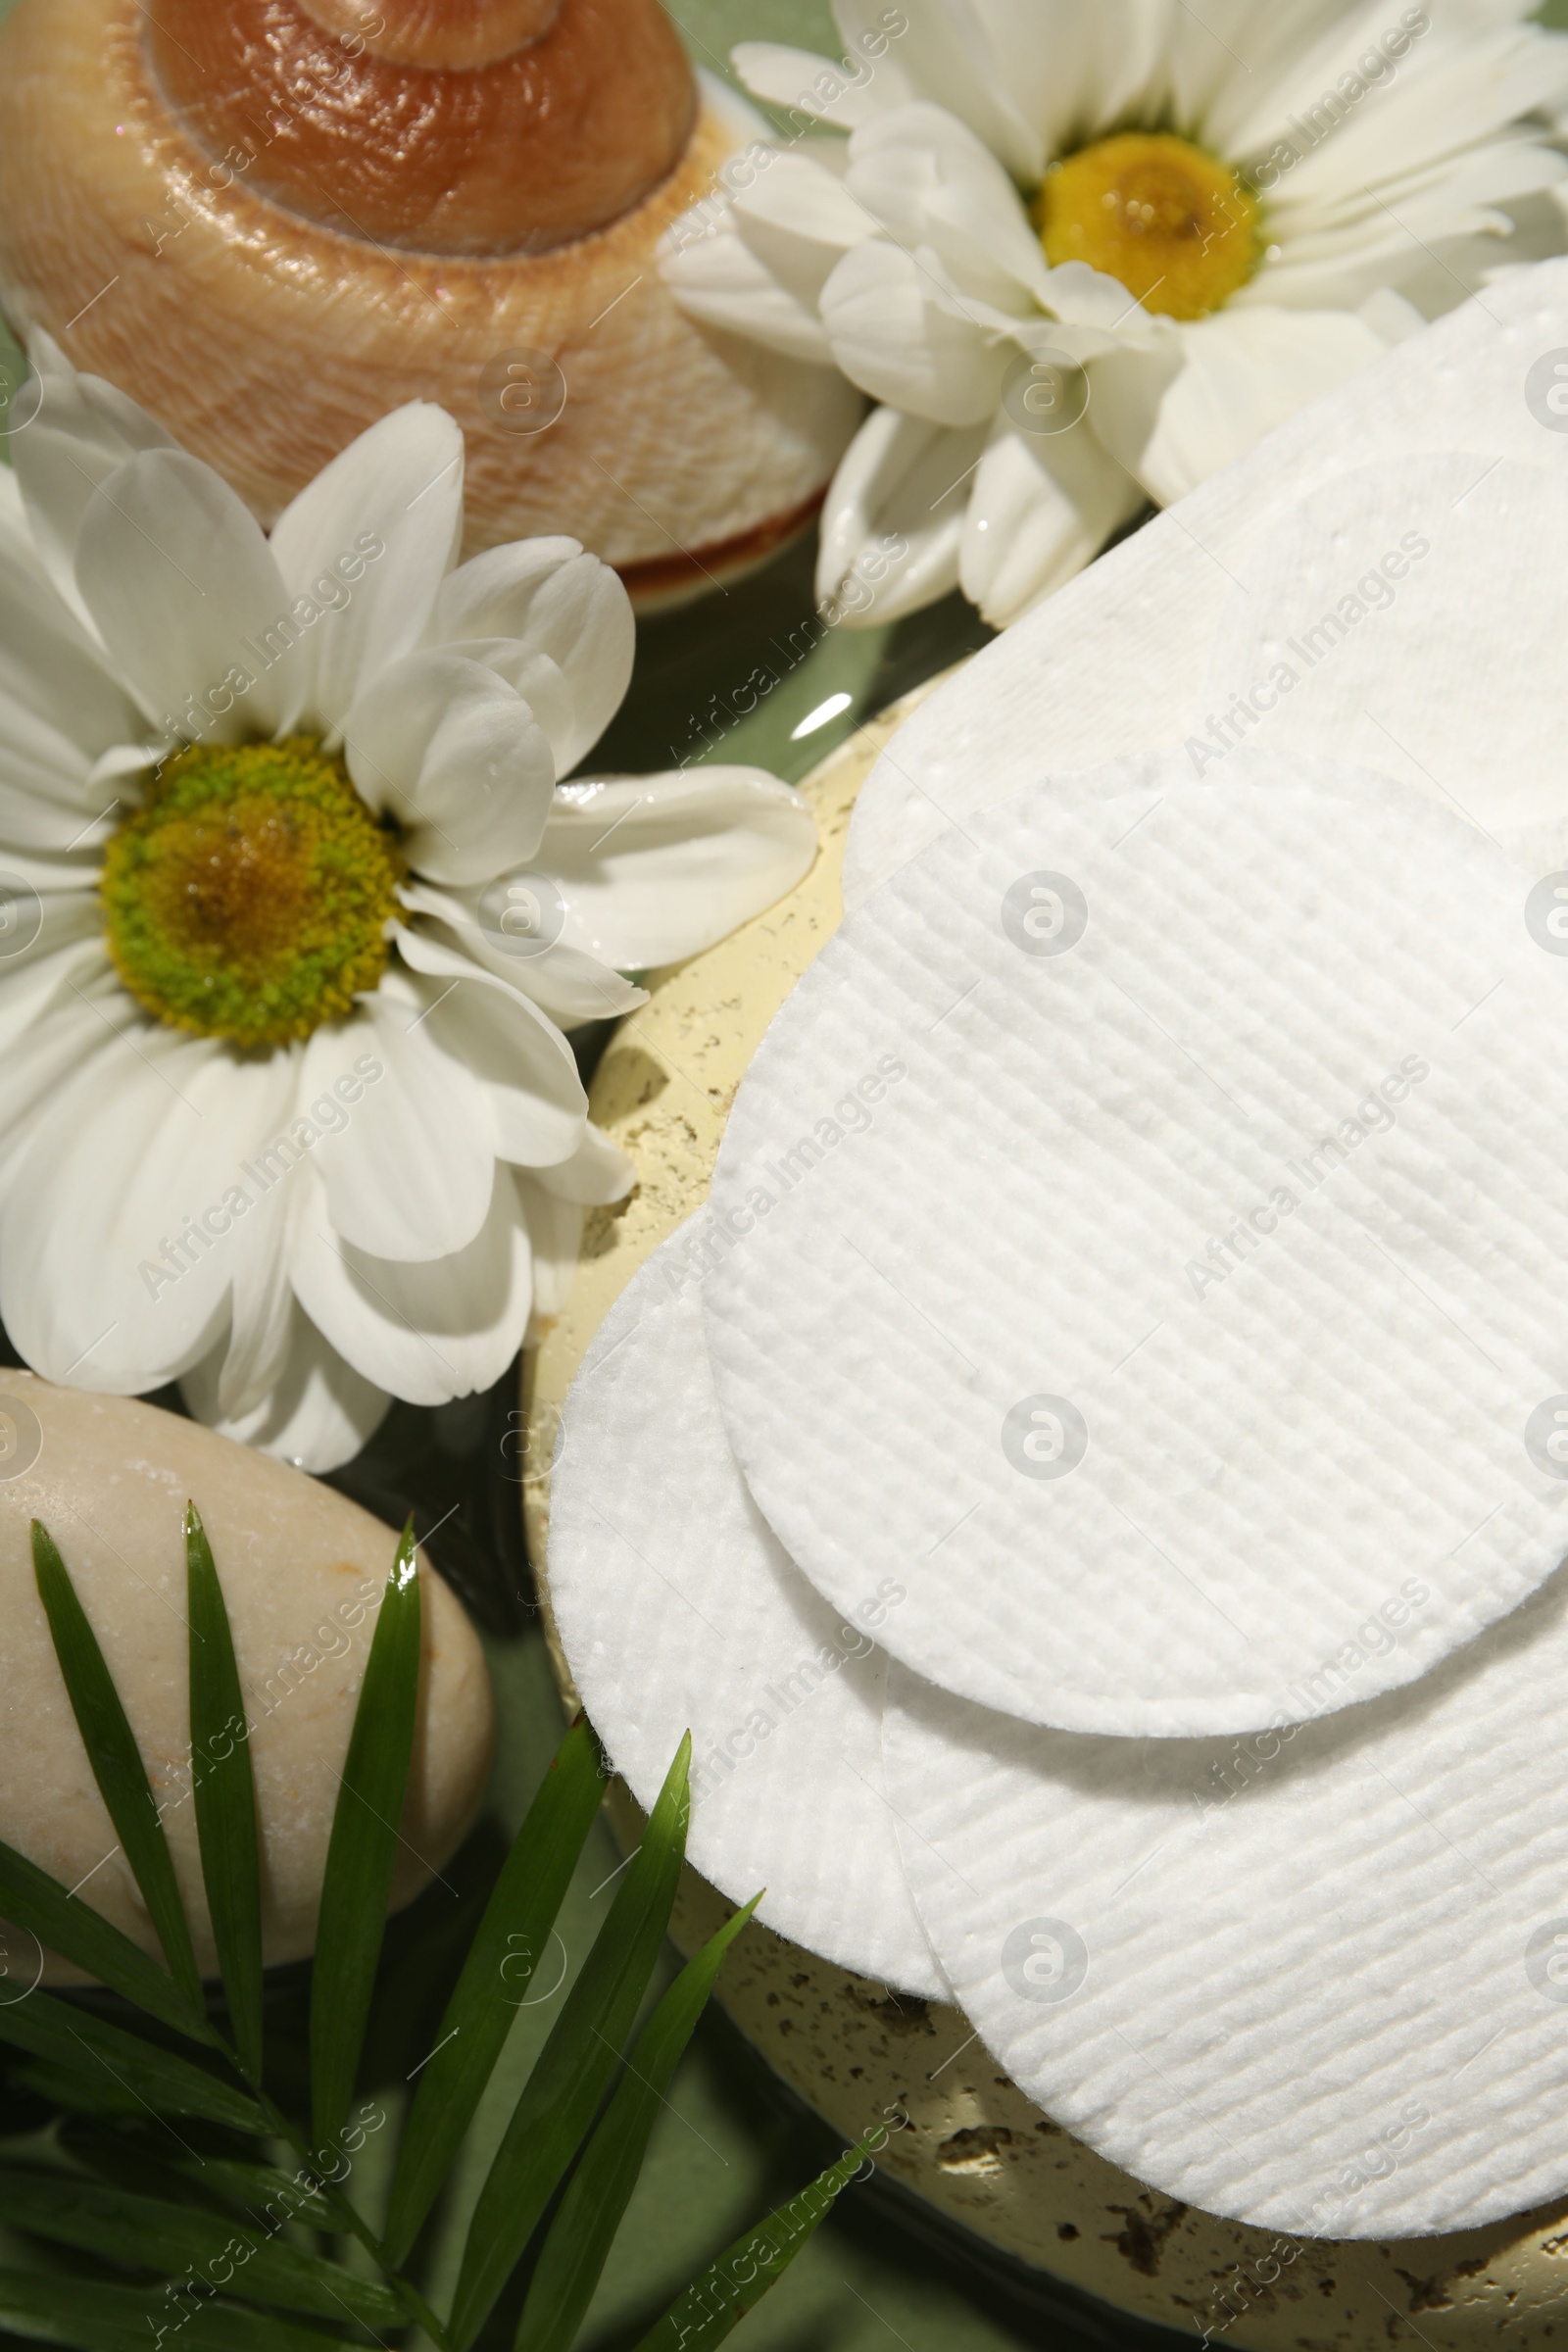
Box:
[0,1374,492,1981]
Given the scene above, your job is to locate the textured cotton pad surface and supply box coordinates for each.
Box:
[704,752,1568,1736]
[549,1223,944,1997]
[882,1573,1568,2239]
[1195,456,1568,849]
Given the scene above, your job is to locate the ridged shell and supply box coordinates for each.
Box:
[0,0,861,603]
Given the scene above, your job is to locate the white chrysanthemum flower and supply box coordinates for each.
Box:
[0,336,815,1471]
[663,0,1568,628]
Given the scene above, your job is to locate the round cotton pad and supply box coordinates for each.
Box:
[703,750,1568,1736]
[548,1221,944,1998]
[1195,455,1568,852]
[881,1567,1568,2240]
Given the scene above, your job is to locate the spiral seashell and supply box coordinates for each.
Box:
[0,0,860,606]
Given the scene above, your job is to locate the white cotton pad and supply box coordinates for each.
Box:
[548,1221,945,1998]
[703,749,1568,1737]
[843,258,1568,906]
[1194,455,1568,850]
[881,1567,1568,2240]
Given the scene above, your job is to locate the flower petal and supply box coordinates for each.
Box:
[303,981,498,1261]
[429,542,633,775]
[0,1027,299,1394]
[959,416,1145,627]
[398,877,646,1025]
[183,1300,392,1473]
[11,331,180,632]
[267,403,466,728]
[528,1120,634,1205]
[516,1174,581,1337]
[731,40,887,127]
[343,649,556,885]
[392,923,589,1168]
[1094,306,1389,509]
[820,238,1005,424]
[291,1161,533,1407]
[845,103,1051,311]
[537,770,817,968]
[0,470,141,780]
[815,405,987,623]
[662,206,840,364]
[831,0,1043,178]
[210,1176,300,1423]
[0,894,110,1054]
[72,450,300,738]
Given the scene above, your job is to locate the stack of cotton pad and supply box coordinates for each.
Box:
[551,740,1568,2237]
[551,476,1568,2238]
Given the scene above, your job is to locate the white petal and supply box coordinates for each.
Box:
[392,924,588,1168]
[0,894,110,1053]
[820,239,1005,425]
[815,406,988,624]
[662,208,839,365]
[72,451,300,739]
[516,1174,582,1336]
[0,1031,298,1394]
[211,1176,300,1422]
[184,1301,391,1473]
[845,104,1051,311]
[429,542,633,775]
[1098,308,1389,509]
[0,969,119,1169]
[528,1121,634,1205]
[291,1162,533,1407]
[0,512,140,776]
[731,41,885,127]
[833,0,1043,178]
[398,878,646,1025]
[12,331,180,631]
[268,404,466,728]
[304,984,498,1262]
[959,417,1145,628]
[344,650,556,886]
[537,770,817,968]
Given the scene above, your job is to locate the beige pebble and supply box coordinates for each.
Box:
[0,1375,493,1984]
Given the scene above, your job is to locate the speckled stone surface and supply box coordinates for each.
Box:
[525,685,1568,2349]
[0,1377,492,1980]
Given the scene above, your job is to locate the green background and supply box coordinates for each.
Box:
[3,4,1568,2345]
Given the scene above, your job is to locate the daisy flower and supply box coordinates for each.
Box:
[0,335,815,1471]
[662,0,1568,628]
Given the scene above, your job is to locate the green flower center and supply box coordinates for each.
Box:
[100,738,403,1050]
[1035,131,1260,321]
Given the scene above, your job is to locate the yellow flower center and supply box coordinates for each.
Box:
[1035,131,1260,321]
[100,738,403,1050]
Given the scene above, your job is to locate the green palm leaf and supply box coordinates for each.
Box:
[0,2267,356,2352]
[382,1713,607,2267]
[449,1736,692,2352]
[0,2168,402,2328]
[515,1892,761,2352]
[0,1834,206,2039]
[30,1522,208,2034]
[185,1503,265,2082]
[1,1506,895,2352]
[61,2122,339,2231]
[631,2135,884,2351]
[309,1520,421,2153]
[0,1988,266,2132]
